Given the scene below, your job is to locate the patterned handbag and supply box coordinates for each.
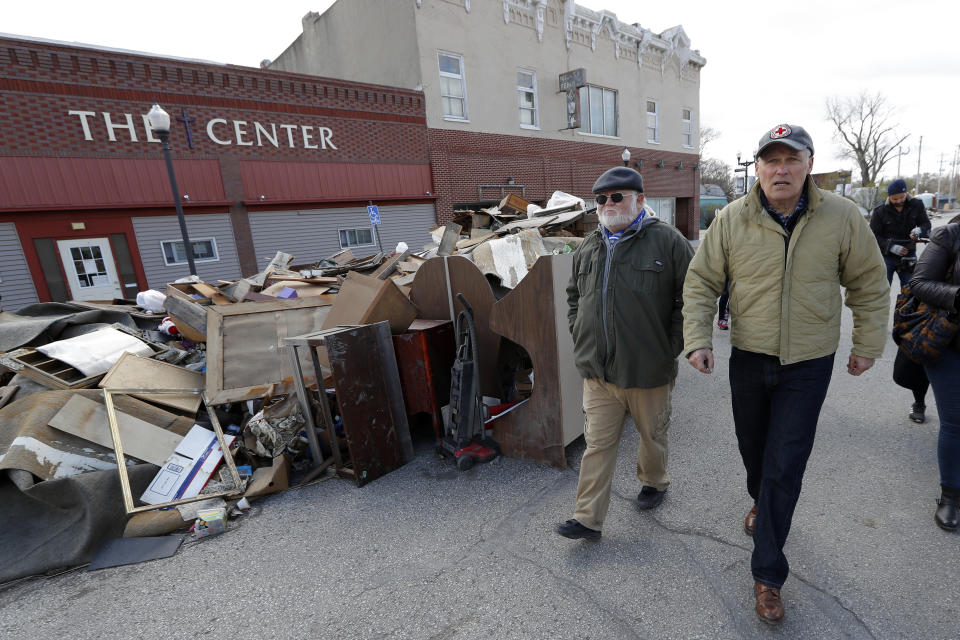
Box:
[892,286,959,364]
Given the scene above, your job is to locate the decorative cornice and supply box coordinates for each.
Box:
[500,1,705,70]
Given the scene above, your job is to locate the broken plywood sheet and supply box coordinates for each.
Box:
[48,394,183,466]
[321,272,416,334]
[99,352,204,413]
[471,229,550,289]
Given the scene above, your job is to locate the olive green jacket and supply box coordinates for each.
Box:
[567,217,693,388]
[683,180,889,363]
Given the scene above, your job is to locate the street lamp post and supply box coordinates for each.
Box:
[621,148,631,167]
[147,104,197,276]
[734,151,753,195]
[837,170,852,196]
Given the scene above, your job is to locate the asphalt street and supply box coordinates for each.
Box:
[0,218,957,640]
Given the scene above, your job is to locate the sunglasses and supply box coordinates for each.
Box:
[595,192,626,205]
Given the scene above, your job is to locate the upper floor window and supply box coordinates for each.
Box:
[647,100,659,143]
[681,108,693,148]
[578,85,617,136]
[438,52,468,120]
[161,238,219,266]
[517,69,538,129]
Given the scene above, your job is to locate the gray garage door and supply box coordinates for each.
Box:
[0,223,39,312]
[132,214,243,291]
[247,203,436,268]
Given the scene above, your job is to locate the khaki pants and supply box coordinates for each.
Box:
[572,378,673,530]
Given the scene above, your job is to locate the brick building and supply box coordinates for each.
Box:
[0,35,434,310]
[270,0,706,236]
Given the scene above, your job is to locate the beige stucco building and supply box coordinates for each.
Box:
[270,0,707,237]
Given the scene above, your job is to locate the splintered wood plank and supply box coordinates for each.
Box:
[456,232,495,250]
[437,223,462,256]
[48,394,183,466]
[191,282,233,304]
[372,250,411,280]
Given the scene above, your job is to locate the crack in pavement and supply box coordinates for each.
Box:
[499,546,648,640]
[610,488,876,638]
[789,573,878,640]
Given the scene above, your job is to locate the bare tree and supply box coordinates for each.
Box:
[825,91,909,186]
[699,125,720,157]
[699,158,736,200]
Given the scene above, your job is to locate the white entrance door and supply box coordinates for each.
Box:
[56,238,124,301]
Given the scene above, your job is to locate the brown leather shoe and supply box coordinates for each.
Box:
[754,581,784,623]
[744,504,757,536]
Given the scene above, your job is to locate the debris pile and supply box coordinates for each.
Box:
[0,189,599,580]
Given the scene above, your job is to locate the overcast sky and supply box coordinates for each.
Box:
[5,0,958,188]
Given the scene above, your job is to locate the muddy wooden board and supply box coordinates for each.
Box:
[325,322,412,487]
[205,297,334,404]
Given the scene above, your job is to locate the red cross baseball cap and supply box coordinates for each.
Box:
[756,124,814,158]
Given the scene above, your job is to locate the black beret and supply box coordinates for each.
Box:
[592,166,644,194]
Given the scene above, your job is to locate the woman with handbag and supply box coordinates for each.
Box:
[909,215,960,531]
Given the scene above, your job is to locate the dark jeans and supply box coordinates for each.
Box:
[729,348,835,588]
[924,349,960,490]
[884,254,913,289]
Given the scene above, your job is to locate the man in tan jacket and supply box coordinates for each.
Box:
[682,124,888,624]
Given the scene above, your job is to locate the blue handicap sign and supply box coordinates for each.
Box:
[367,205,381,226]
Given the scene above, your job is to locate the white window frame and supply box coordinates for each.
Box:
[160,237,219,266]
[438,51,469,122]
[647,99,659,144]
[338,226,376,249]
[577,85,618,137]
[517,68,539,130]
[681,107,694,148]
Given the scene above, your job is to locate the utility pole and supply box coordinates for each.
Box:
[896,145,910,179]
[915,136,922,194]
[951,144,959,204]
[936,152,945,203]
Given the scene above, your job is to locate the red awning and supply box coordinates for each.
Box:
[0,156,227,211]
[240,160,432,204]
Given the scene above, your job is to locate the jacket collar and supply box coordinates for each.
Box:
[743,176,821,225]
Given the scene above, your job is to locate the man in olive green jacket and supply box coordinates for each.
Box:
[555,166,693,542]
[683,124,889,624]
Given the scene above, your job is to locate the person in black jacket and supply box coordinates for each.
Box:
[873,179,934,423]
[870,179,931,288]
[909,215,960,531]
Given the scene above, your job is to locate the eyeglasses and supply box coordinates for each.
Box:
[595,192,625,205]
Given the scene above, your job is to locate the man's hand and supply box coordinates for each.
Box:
[687,348,714,374]
[847,354,875,376]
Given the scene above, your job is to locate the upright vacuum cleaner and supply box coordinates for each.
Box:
[439,293,500,470]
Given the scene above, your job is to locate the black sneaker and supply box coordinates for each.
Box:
[555,519,601,540]
[909,403,926,424]
[636,486,667,510]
